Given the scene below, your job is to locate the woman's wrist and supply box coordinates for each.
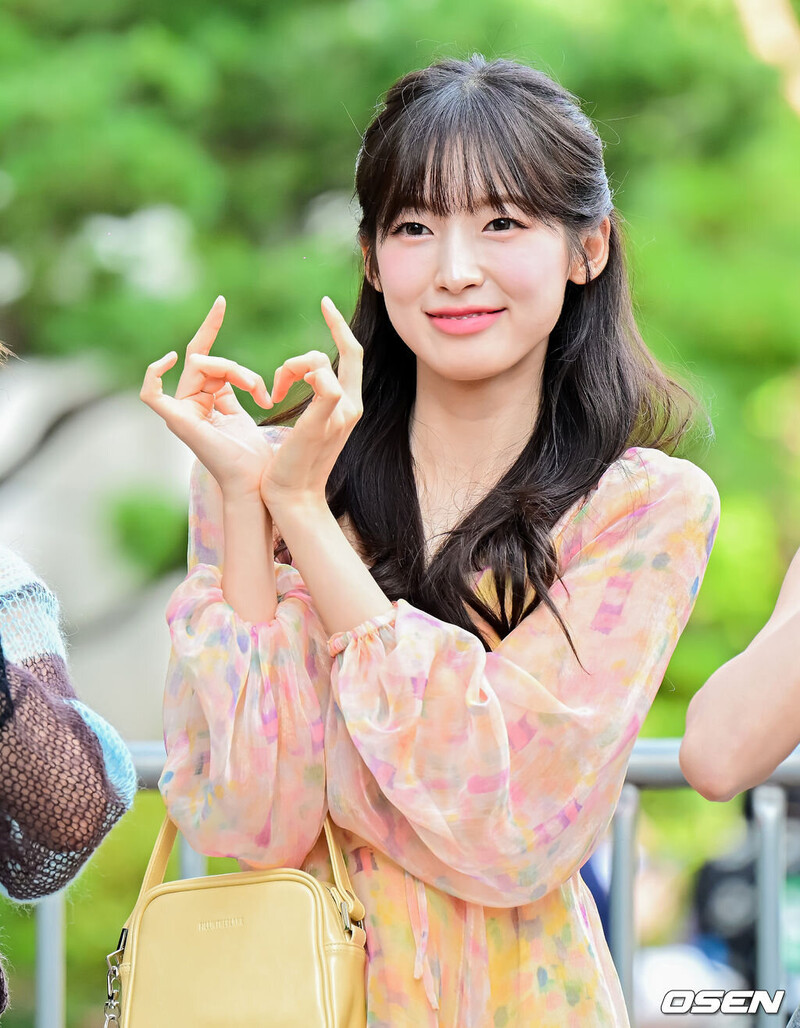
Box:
[220,480,267,508]
[265,489,328,528]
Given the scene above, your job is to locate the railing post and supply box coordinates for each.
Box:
[610,782,640,1026]
[126,741,207,879]
[35,892,65,1028]
[179,835,208,880]
[752,783,788,1027]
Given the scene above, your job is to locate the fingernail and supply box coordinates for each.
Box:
[321,295,334,311]
[215,294,225,305]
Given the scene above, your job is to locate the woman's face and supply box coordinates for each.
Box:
[370,202,590,388]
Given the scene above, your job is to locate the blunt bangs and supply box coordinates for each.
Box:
[364,81,569,240]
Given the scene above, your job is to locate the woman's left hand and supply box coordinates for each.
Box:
[260,296,363,515]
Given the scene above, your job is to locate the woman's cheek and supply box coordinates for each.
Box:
[493,240,569,300]
[376,245,429,302]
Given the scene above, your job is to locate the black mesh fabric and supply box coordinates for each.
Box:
[0,549,134,1013]
[0,633,12,732]
[0,646,128,901]
[0,636,12,1013]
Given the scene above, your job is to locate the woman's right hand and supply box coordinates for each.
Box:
[140,296,273,499]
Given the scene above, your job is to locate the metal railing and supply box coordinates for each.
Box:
[33,739,800,1028]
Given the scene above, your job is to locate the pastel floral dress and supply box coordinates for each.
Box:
[160,432,719,1027]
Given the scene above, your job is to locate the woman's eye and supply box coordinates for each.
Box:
[486,217,522,232]
[393,222,431,236]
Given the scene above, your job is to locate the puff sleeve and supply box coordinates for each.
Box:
[159,432,333,866]
[326,449,719,906]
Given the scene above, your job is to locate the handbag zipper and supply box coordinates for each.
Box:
[326,885,364,938]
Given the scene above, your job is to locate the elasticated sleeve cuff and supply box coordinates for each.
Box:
[328,604,398,657]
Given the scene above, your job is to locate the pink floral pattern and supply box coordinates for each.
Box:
[161,439,719,1027]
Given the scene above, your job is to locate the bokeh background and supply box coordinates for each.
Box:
[1,0,800,1023]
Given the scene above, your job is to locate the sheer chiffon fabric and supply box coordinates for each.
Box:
[161,433,719,1026]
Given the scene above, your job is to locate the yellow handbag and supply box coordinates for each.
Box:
[103,812,367,1027]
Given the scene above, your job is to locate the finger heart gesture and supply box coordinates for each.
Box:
[139,296,274,500]
[260,296,363,512]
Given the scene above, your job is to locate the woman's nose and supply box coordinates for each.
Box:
[432,231,484,292]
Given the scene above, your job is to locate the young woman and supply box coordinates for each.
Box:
[141,56,720,1027]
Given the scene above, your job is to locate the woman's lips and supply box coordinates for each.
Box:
[426,308,505,336]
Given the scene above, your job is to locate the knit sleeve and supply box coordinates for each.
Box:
[0,547,136,901]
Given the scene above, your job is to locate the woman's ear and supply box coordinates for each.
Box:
[360,240,382,293]
[568,216,611,284]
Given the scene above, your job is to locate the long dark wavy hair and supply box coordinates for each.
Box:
[268,55,696,652]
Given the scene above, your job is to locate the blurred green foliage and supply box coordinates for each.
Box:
[1,0,799,1020]
[107,487,188,578]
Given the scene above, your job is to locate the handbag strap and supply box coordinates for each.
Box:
[128,813,365,927]
[321,817,365,921]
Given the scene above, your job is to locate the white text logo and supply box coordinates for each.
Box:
[660,990,786,1014]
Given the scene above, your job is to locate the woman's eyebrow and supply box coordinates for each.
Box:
[399,207,429,215]
[476,195,519,210]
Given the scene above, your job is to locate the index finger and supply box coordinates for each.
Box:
[321,296,363,405]
[185,295,227,359]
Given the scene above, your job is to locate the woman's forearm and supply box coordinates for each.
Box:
[221,492,278,624]
[270,498,392,636]
[680,611,800,801]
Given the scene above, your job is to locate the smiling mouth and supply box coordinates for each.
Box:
[425,308,506,336]
[426,309,505,320]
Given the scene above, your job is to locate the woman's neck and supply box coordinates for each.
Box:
[410,363,541,495]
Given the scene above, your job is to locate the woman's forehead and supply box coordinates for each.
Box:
[423,140,520,202]
[377,139,543,226]
[392,194,517,217]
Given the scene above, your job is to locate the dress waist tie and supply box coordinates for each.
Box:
[458,902,491,1027]
[404,871,439,1011]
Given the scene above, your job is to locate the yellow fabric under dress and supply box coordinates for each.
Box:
[159,434,719,1027]
[301,826,626,1026]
